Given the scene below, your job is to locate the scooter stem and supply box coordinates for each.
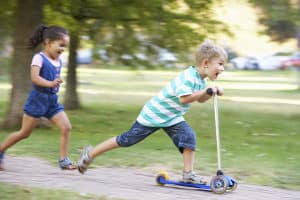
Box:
[213,94,222,172]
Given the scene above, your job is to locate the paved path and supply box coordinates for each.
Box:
[1,156,300,200]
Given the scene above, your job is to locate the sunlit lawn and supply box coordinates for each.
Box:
[0,68,300,191]
[0,183,120,200]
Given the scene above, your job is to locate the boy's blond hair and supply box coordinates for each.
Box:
[195,40,228,65]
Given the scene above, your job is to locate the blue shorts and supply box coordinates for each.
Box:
[23,90,64,119]
[116,121,196,153]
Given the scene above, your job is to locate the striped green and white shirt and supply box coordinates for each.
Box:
[137,66,206,127]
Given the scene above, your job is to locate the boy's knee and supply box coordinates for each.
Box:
[116,135,136,147]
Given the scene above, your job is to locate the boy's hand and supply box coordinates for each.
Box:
[206,87,223,96]
[216,87,223,96]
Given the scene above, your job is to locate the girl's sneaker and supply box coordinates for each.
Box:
[182,170,207,184]
[58,157,77,170]
[77,145,93,174]
[0,152,4,170]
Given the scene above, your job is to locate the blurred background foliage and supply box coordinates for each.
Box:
[0,0,299,127]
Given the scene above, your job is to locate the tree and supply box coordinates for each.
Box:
[89,0,229,66]
[249,0,300,88]
[0,1,14,52]
[44,0,229,109]
[249,0,300,43]
[2,0,45,128]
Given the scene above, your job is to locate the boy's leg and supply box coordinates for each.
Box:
[90,120,158,158]
[183,148,195,172]
[182,148,206,184]
[77,137,119,174]
[50,111,76,170]
[78,121,158,174]
[163,121,206,184]
[90,136,119,158]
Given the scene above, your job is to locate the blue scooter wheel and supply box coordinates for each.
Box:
[224,176,238,192]
[210,175,228,194]
[227,181,238,192]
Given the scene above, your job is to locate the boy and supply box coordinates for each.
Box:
[78,40,226,183]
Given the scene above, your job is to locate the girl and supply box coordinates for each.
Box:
[77,40,227,184]
[0,25,76,170]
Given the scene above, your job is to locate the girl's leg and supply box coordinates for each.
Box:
[50,111,72,160]
[0,114,38,152]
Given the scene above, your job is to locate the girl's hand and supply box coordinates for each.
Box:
[51,78,63,87]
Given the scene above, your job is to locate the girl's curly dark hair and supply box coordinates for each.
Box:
[28,24,68,49]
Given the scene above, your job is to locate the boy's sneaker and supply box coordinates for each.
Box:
[0,152,4,170]
[58,157,77,170]
[182,170,207,184]
[77,145,93,174]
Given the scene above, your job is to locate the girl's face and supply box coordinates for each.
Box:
[45,35,69,60]
[205,57,225,80]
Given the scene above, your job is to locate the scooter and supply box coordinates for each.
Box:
[156,95,238,194]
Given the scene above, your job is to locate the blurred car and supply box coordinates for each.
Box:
[255,52,292,70]
[230,52,293,70]
[280,52,300,70]
[229,56,258,70]
[77,49,93,64]
[61,49,93,65]
[157,48,177,67]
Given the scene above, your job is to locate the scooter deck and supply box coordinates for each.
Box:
[156,176,211,191]
[156,172,238,194]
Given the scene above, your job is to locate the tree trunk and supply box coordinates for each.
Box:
[2,0,45,128]
[64,30,80,109]
[297,68,300,89]
[297,26,300,89]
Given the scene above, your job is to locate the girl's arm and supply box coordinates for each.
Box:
[31,65,62,88]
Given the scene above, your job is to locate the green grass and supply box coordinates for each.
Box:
[0,183,120,200]
[1,68,300,193]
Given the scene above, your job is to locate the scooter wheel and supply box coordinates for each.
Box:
[156,170,170,186]
[210,175,228,194]
[227,181,238,192]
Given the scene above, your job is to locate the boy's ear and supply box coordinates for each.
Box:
[203,58,209,67]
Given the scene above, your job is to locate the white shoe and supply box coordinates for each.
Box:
[77,145,93,174]
[182,171,207,184]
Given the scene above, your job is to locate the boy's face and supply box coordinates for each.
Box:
[206,57,225,80]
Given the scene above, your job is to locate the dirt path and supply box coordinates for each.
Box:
[0,156,300,200]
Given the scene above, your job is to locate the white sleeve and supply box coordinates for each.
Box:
[31,54,43,67]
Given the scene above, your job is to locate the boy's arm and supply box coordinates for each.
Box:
[179,87,223,104]
[179,89,210,104]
